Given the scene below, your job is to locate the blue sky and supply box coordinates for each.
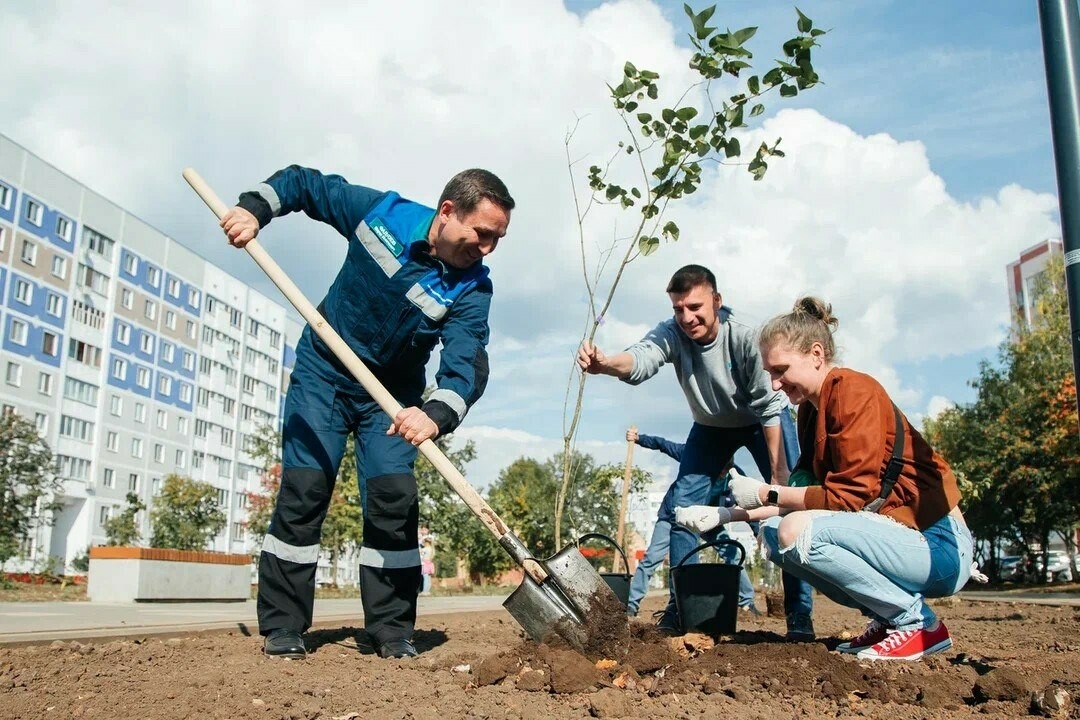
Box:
[0,0,1064,488]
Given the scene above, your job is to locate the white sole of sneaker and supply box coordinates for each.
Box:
[857,637,952,661]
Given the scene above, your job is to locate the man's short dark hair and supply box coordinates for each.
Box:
[667,264,717,294]
[438,169,515,215]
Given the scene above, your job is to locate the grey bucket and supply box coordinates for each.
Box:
[670,538,745,636]
[577,533,632,608]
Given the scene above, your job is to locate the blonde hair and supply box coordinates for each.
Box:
[759,296,839,362]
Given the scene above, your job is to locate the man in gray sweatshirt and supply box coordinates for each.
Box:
[578,264,813,639]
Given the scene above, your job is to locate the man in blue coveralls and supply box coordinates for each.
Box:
[221,166,514,660]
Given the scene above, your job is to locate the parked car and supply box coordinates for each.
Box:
[1042,550,1074,582]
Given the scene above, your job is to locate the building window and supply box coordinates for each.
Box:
[41,332,58,357]
[59,415,95,442]
[147,266,161,288]
[24,199,43,226]
[63,377,99,405]
[177,416,188,434]
[5,362,22,387]
[55,216,71,241]
[179,383,192,404]
[106,431,118,452]
[46,292,62,317]
[8,318,28,345]
[139,333,153,354]
[67,339,102,368]
[232,523,246,542]
[13,278,32,304]
[157,375,172,395]
[134,402,146,423]
[0,225,7,253]
[77,263,108,295]
[38,372,53,396]
[131,439,143,459]
[50,255,66,280]
[116,322,130,344]
[186,320,197,340]
[0,183,10,209]
[120,287,133,309]
[102,468,115,488]
[162,342,175,363]
[167,277,180,297]
[269,329,282,349]
[128,473,140,492]
[229,307,242,329]
[248,318,259,337]
[20,238,36,265]
[83,227,115,261]
[182,351,194,372]
[153,444,164,463]
[34,412,48,435]
[165,310,176,330]
[152,477,161,496]
[156,409,168,429]
[111,357,128,380]
[188,288,200,307]
[136,367,150,389]
[144,300,157,321]
[109,395,123,416]
[175,449,186,468]
[98,506,112,526]
[123,253,137,275]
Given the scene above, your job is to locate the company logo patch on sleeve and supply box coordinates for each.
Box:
[369,218,404,257]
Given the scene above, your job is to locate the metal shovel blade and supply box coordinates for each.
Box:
[503,542,630,655]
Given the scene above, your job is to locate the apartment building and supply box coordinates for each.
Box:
[0,133,301,573]
[1007,238,1064,331]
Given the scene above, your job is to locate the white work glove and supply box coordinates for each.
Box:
[674,505,732,534]
[729,472,766,510]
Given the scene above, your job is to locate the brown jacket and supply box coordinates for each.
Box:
[797,367,961,530]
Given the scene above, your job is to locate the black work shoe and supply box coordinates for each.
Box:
[786,612,816,642]
[376,638,418,659]
[653,608,682,636]
[264,628,306,659]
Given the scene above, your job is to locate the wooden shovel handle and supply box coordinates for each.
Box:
[181,168,539,578]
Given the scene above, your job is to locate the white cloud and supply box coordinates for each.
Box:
[0,1,1059,486]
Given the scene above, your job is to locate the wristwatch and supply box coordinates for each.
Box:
[766,485,781,506]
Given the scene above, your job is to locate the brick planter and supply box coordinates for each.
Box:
[88,547,252,602]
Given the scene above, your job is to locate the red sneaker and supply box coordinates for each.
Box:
[856,621,952,661]
[837,620,887,654]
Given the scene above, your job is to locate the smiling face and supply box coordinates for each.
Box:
[428,198,510,269]
[761,341,830,406]
[670,283,722,344]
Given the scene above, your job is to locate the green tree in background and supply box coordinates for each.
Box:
[149,474,227,551]
[104,491,145,547]
[925,255,1080,582]
[0,413,62,566]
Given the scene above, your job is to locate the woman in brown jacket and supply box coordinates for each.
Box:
[676,296,974,661]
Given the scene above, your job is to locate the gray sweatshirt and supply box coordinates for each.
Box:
[622,317,786,428]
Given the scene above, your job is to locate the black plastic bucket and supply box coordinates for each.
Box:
[670,538,745,636]
[577,533,632,608]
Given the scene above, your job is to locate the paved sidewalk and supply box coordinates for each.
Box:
[0,594,510,646]
[959,589,1080,607]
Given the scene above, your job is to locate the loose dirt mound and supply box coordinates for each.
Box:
[2,596,1078,719]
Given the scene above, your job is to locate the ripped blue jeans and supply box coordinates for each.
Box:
[759,510,972,630]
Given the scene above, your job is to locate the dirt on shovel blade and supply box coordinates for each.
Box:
[546,585,631,660]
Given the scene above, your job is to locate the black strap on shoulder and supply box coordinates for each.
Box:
[864,403,904,513]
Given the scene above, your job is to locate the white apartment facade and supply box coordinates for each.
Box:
[1007,238,1064,330]
[0,133,302,573]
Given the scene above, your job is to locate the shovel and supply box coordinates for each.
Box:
[182,169,629,655]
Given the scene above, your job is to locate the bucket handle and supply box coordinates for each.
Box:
[576,532,631,575]
[673,538,746,569]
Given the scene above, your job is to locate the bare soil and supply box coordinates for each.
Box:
[2,593,1078,719]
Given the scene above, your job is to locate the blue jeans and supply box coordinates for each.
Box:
[660,423,775,618]
[759,510,973,630]
[627,519,754,614]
